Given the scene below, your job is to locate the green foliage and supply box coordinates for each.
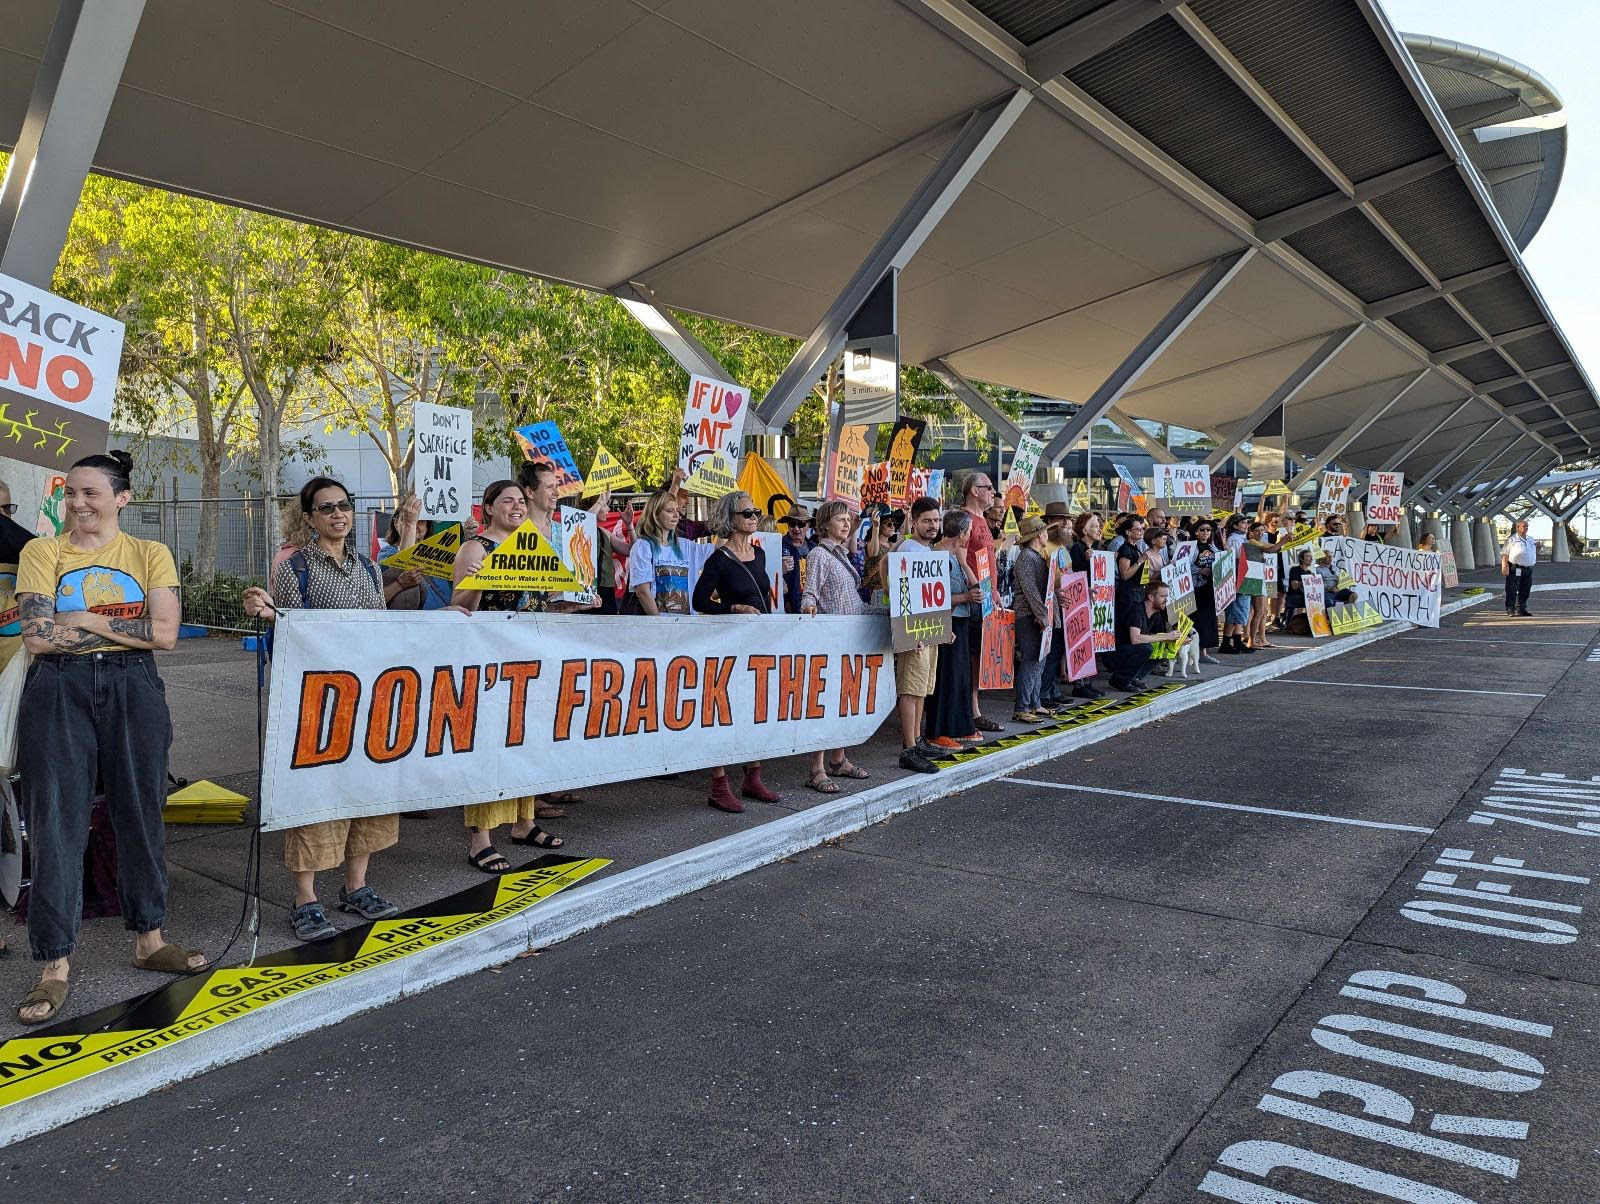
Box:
[178,559,260,630]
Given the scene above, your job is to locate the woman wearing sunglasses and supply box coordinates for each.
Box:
[689,491,783,812]
[242,477,402,942]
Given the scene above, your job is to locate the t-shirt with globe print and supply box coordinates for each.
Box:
[0,515,37,669]
[16,531,180,654]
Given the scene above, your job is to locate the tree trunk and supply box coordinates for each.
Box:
[189,300,222,580]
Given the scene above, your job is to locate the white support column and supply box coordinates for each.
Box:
[1474,516,1498,563]
[1419,513,1443,546]
[1389,508,1413,548]
[1551,521,1571,562]
[1450,512,1476,571]
[1042,250,1255,464]
[754,89,1033,427]
[1205,327,1361,471]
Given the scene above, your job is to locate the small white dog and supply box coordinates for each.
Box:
[1159,630,1202,679]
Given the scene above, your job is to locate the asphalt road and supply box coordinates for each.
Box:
[5,590,1600,1202]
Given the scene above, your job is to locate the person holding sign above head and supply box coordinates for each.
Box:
[1109,579,1181,692]
[692,492,785,809]
[448,480,564,871]
[12,452,203,1026]
[1501,518,1537,617]
[242,477,402,943]
[794,500,881,792]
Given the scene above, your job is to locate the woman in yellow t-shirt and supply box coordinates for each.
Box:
[13,450,203,1028]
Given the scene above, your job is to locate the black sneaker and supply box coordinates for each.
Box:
[290,902,337,942]
[1518,608,1533,617]
[898,747,939,774]
[339,885,400,920]
[1109,677,1137,692]
[1071,683,1097,699]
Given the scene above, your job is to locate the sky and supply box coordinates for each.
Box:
[1382,0,1600,373]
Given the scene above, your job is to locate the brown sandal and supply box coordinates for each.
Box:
[805,771,842,794]
[17,978,70,1026]
[827,759,870,780]
[132,943,208,974]
[534,799,567,819]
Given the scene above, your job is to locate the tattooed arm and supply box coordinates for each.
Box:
[39,587,181,652]
[20,593,104,655]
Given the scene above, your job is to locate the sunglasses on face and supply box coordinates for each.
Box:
[733,508,761,519]
[313,500,354,515]
[0,504,15,516]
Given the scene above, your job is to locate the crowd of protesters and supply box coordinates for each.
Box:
[6,453,1521,1023]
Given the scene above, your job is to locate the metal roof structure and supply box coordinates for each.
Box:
[1,0,1594,508]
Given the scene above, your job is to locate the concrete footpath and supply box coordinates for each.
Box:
[3,573,1596,1200]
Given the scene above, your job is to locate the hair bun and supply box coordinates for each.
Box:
[108,449,135,474]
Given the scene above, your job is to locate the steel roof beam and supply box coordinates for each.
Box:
[1365,264,1519,320]
[1464,449,1542,516]
[1432,322,1551,365]
[1434,435,1527,508]
[1406,421,1502,497]
[925,358,1023,447]
[1476,363,1571,392]
[613,283,734,385]
[1024,0,1185,82]
[1105,407,1178,464]
[1253,153,1453,244]
[1041,249,1255,463]
[1205,327,1361,471]
[1374,397,1477,476]
[1476,455,1556,517]
[1284,370,1426,492]
[754,89,1033,427]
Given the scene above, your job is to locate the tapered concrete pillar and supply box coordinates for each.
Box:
[1552,522,1571,562]
[1388,510,1412,548]
[1474,517,1498,564]
[1419,513,1442,549]
[1451,513,1475,571]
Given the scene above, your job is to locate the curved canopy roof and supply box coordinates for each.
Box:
[1403,33,1566,250]
[1,0,1594,497]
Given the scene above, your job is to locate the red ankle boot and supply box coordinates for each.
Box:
[707,773,744,813]
[740,766,780,803]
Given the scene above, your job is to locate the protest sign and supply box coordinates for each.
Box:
[1153,463,1211,515]
[683,448,739,499]
[1441,547,1460,589]
[978,608,1014,691]
[827,424,871,504]
[886,416,926,504]
[585,444,638,495]
[513,420,584,498]
[457,519,583,592]
[975,545,995,618]
[412,402,473,522]
[1112,463,1143,514]
[751,530,785,613]
[1302,574,1330,638]
[887,543,953,652]
[904,466,933,504]
[679,373,747,474]
[35,471,67,536]
[384,523,463,580]
[1089,550,1116,652]
[860,461,890,510]
[1213,544,1239,613]
[0,270,124,471]
[1060,570,1095,680]
[1002,434,1045,510]
[1161,558,1196,621]
[1175,540,1197,566]
[259,611,895,828]
[1210,474,1238,514]
[555,506,599,607]
[1042,547,1066,658]
[1316,470,1354,522]
[1367,471,1404,525]
[1320,535,1442,627]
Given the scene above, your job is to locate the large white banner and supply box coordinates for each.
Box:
[1320,536,1442,628]
[260,612,894,829]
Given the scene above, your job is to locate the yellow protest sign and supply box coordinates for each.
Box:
[1359,601,1383,629]
[1025,495,1043,519]
[683,448,739,498]
[739,452,795,522]
[584,444,638,495]
[457,520,583,591]
[1003,508,1019,536]
[384,523,463,580]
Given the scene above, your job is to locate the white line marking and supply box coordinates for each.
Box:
[1008,778,1434,833]
[1278,679,1545,698]
[1397,636,1590,646]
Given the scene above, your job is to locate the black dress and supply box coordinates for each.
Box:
[691,545,770,614]
[1192,544,1219,650]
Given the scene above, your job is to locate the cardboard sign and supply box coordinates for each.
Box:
[1212,544,1239,614]
[1303,574,1330,638]
[1089,550,1116,652]
[904,465,933,504]
[384,522,463,580]
[1316,470,1354,521]
[1320,536,1442,628]
[457,519,583,591]
[886,416,926,504]
[978,607,1014,691]
[887,543,953,651]
[679,373,747,474]
[1153,463,1211,515]
[860,461,890,510]
[751,530,785,613]
[35,471,67,536]
[828,424,871,504]
[556,506,600,606]
[410,402,473,522]
[1174,540,1197,566]
[1113,463,1143,514]
[975,545,995,618]
[683,448,739,498]
[0,270,124,470]
[1002,434,1046,511]
[585,444,639,495]
[1367,471,1404,525]
[1060,570,1096,681]
[514,420,584,497]
[1161,558,1196,621]
[1441,547,1460,589]
[1210,473,1238,515]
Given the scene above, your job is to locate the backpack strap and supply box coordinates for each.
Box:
[288,550,311,605]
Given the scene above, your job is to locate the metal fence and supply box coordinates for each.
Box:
[129,495,400,631]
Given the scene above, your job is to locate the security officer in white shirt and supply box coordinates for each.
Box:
[1500,518,1537,616]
